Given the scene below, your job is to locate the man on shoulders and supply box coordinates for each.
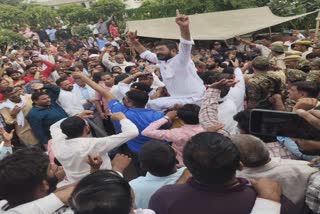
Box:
[127,10,205,111]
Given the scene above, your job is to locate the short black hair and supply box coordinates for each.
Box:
[56,77,68,86]
[31,91,48,101]
[130,82,151,93]
[92,71,112,83]
[155,40,178,51]
[0,147,49,208]
[125,90,149,108]
[233,110,250,133]
[183,132,240,185]
[25,64,37,70]
[1,87,14,98]
[208,72,233,98]
[114,73,129,85]
[70,170,132,214]
[6,68,20,76]
[139,140,176,176]
[292,81,319,98]
[60,116,86,139]
[306,52,320,60]
[177,104,200,125]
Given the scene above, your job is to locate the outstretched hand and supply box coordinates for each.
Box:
[127,30,138,46]
[175,9,189,27]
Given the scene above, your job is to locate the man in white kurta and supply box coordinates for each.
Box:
[127,10,205,111]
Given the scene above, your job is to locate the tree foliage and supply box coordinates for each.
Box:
[0,4,27,28]
[23,5,58,27]
[91,0,126,21]
[0,29,29,53]
[57,4,93,24]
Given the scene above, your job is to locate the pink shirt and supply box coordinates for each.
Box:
[95,82,112,115]
[142,118,205,167]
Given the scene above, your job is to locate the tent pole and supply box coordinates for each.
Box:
[314,10,320,42]
[224,39,230,48]
[269,27,272,37]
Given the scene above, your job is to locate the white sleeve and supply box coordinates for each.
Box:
[140,50,158,64]
[4,194,64,214]
[151,73,165,88]
[91,118,139,154]
[176,38,194,65]
[117,82,131,96]
[226,67,245,111]
[250,198,281,214]
[50,118,67,144]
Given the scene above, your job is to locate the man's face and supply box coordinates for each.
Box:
[74,78,86,87]
[288,85,303,101]
[115,54,125,64]
[60,80,74,91]
[10,72,21,80]
[155,45,173,61]
[7,88,21,103]
[199,49,206,56]
[285,60,298,69]
[213,42,221,50]
[129,67,138,75]
[98,34,103,39]
[35,94,51,107]
[291,33,298,42]
[101,74,114,87]
[29,66,38,74]
[139,75,153,86]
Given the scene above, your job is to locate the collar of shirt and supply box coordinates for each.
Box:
[240,157,281,174]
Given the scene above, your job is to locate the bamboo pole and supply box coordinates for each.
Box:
[314,10,320,42]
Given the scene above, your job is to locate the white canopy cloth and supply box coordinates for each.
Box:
[126,7,318,40]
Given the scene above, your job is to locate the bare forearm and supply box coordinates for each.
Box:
[81,76,115,101]
[238,38,256,47]
[180,26,191,41]
[132,41,147,54]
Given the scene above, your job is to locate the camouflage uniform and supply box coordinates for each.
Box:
[287,69,307,83]
[306,70,320,83]
[246,72,284,110]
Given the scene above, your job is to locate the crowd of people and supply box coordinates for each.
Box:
[0,8,320,214]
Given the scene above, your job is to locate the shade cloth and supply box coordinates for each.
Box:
[126,7,318,40]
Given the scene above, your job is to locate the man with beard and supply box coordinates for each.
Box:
[0,87,39,146]
[56,78,84,116]
[127,10,205,111]
[26,83,68,147]
[205,57,221,72]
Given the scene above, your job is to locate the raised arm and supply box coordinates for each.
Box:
[176,9,191,41]
[73,72,115,101]
[235,35,256,48]
[200,79,238,131]
[127,30,147,55]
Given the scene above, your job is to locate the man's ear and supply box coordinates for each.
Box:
[33,180,50,199]
[237,161,244,171]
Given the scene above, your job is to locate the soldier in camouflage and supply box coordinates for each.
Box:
[246,56,284,110]
[307,58,320,84]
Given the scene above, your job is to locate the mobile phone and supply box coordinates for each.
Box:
[249,109,320,140]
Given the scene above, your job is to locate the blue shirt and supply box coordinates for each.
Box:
[129,167,186,209]
[26,85,68,145]
[108,99,166,152]
[96,38,107,50]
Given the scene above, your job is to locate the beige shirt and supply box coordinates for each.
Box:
[0,95,38,145]
[237,158,318,205]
